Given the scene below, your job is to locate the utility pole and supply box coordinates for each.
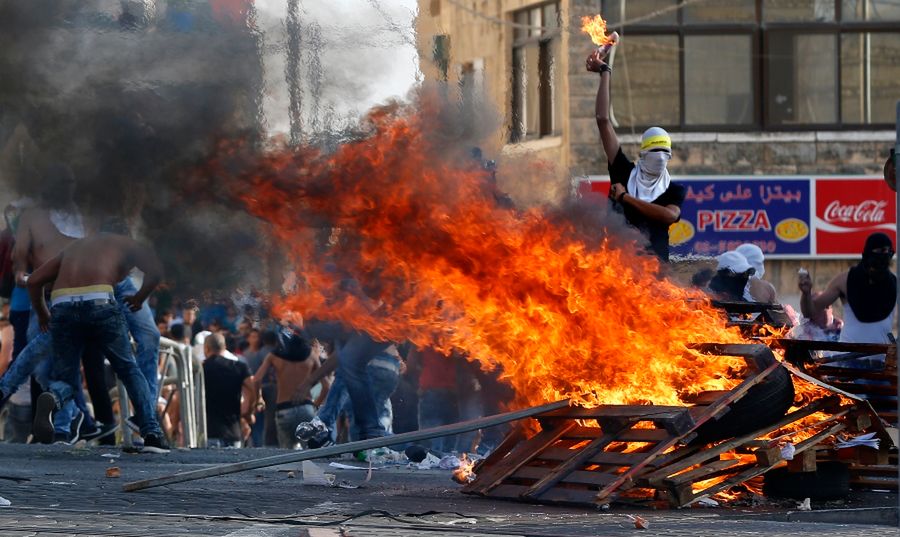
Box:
[286,0,303,145]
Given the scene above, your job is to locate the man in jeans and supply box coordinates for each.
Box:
[27,220,169,452]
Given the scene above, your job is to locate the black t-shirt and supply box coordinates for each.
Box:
[608,148,686,261]
[203,356,252,443]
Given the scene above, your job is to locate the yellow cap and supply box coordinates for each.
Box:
[640,127,671,152]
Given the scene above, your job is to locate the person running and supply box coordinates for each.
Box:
[27,219,169,452]
[586,49,686,262]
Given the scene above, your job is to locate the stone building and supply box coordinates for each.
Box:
[417,0,900,310]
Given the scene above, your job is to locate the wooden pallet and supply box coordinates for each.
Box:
[463,344,786,506]
[712,300,793,335]
[775,339,897,425]
[638,396,851,506]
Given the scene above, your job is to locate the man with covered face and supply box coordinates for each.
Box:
[799,232,896,344]
[586,49,686,262]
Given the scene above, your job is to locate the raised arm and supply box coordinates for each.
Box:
[586,50,620,163]
[799,271,845,320]
[617,196,681,225]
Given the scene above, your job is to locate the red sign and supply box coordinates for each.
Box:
[814,179,896,255]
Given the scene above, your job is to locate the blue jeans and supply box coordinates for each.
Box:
[366,353,400,435]
[47,301,162,437]
[336,334,390,440]
[114,277,161,399]
[418,388,459,453]
[275,403,316,448]
[0,313,82,434]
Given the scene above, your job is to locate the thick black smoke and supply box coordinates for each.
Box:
[0,0,266,295]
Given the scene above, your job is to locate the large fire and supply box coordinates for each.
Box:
[212,93,751,410]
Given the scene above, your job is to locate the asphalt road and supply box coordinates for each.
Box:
[0,443,896,536]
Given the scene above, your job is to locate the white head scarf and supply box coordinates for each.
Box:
[735,243,765,279]
[717,250,755,302]
[627,127,672,202]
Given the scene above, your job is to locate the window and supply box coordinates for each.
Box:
[684,35,753,125]
[510,2,561,142]
[600,0,899,130]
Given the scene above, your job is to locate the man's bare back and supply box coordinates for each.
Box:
[53,234,139,291]
[271,357,318,405]
[13,208,78,282]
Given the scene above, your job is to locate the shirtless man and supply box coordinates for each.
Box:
[0,164,89,440]
[27,219,169,452]
[253,331,329,448]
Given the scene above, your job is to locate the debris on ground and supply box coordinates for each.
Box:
[302,461,336,486]
[625,514,649,529]
[105,467,121,478]
[797,498,812,511]
[0,496,9,507]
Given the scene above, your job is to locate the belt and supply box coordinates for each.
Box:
[51,284,114,301]
[50,293,114,307]
[276,400,314,410]
[368,357,400,373]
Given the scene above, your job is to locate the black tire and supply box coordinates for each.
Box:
[763,462,850,500]
[690,359,795,445]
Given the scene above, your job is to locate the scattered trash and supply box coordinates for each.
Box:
[286,471,295,479]
[360,448,406,465]
[836,432,879,450]
[451,454,476,484]
[0,496,10,507]
[105,467,121,479]
[335,481,359,489]
[329,462,375,471]
[797,498,812,511]
[625,514,649,529]
[415,453,442,470]
[100,453,120,459]
[302,461,336,486]
[780,443,796,461]
[48,481,76,486]
[438,455,461,470]
[693,497,719,507]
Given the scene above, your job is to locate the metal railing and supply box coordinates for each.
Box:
[116,337,206,448]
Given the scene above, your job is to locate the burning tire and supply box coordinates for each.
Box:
[763,462,850,500]
[690,354,795,445]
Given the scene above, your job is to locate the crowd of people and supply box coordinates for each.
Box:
[0,46,895,455]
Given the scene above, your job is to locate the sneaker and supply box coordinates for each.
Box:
[68,411,85,444]
[33,392,59,444]
[295,417,329,443]
[126,415,141,434]
[141,434,170,454]
[82,421,119,443]
[53,432,71,445]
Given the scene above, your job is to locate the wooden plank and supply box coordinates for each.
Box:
[523,428,623,500]
[512,466,618,487]
[539,405,690,421]
[538,448,651,467]
[772,339,892,355]
[662,458,748,487]
[465,427,524,491]
[469,421,577,494]
[684,390,732,406]
[825,383,898,396]
[123,399,570,492]
[641,396,838,484]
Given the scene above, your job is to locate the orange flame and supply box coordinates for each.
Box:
[452,454,476,484]
[213,92,751,411]
[580,15,616,46]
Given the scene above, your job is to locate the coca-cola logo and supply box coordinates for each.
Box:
[823,200,887,224]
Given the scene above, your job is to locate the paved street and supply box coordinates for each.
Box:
[0,444,897,536]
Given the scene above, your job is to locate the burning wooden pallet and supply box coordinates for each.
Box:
[463,343,881,508]
[712,300,793,336]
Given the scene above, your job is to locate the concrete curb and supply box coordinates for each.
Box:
[725,507,898,526]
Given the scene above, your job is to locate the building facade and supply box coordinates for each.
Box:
[416,0,900,307]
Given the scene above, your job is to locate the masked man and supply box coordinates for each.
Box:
[587,49,686,262]
[799,232,896,344]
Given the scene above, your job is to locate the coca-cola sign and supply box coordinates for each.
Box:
[823,200,887,224]
[815,179,895,255]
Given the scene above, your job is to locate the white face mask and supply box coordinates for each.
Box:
[639,151,671,176]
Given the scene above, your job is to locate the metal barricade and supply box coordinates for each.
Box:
[117,337,206,448]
